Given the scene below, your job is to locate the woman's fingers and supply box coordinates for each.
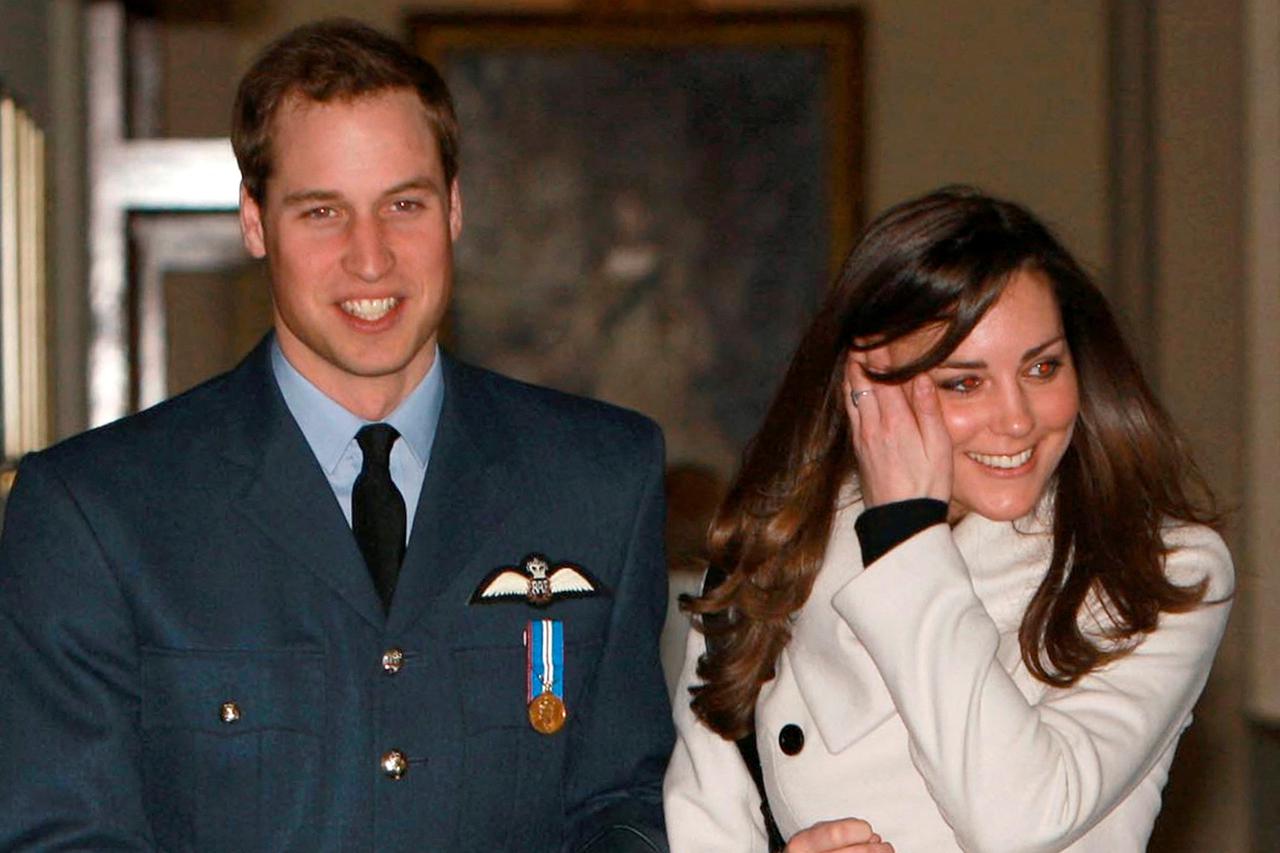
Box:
[853,348,915,435]
[842,348,952,508]
[843,352,880,431]
[864,365,913,430]
[909,374,953,501]
[844,348,865,382]
[785,818,889,853]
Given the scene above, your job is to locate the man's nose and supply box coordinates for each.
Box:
[342,215,394,282]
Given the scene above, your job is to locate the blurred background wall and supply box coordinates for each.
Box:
[0,0,1275,849]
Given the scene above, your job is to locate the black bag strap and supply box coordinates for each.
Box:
[700,566,787,852]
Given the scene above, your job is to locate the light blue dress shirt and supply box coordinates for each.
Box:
[271,341,444,543]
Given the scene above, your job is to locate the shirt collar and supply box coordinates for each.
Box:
[271,340,445,473]
[383,354,444,468]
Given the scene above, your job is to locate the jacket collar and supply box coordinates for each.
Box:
[386,353,523,634]
[218,336,386,629]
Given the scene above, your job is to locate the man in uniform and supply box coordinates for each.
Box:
[0,19,672,851]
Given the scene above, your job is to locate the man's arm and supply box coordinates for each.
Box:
[0,453,155,850]
[560,424,674,853]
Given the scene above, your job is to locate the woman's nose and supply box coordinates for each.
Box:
[992,384,1034,437]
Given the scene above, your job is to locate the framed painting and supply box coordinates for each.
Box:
[412,10,863,477]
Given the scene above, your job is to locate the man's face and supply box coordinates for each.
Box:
[240,88,461,417]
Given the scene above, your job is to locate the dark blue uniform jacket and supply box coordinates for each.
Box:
[0,338,673,852]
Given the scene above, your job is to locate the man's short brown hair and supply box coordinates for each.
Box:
[232,18,459,203]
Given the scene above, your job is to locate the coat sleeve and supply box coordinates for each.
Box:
[832,522,1233,853]
[662,616,771,853]
[560,424,676,853]
[0,453,157,850]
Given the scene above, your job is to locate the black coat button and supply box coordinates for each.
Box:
[778,723,805,756]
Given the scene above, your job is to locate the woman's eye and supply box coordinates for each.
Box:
[1028,359,1061,379]
[940,375,982,394]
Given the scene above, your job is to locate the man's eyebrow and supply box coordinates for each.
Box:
[279,177,443,207]
[281,189,340,206]
[936,335,1066,370]
[383,177,443,196]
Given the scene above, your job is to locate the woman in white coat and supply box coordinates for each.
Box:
[663,187,1233,853]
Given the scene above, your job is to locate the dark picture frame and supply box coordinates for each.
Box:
[412,11,863,476]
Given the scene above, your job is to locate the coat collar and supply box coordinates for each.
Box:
[785,496,1052,755]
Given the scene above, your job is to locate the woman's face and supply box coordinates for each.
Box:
[886,269,1080,522]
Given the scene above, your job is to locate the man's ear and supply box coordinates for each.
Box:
[240,183,267,259]
[448,179,462,241]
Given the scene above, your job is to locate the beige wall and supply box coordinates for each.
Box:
[1244,0,1280,727]
[859,0,1107,268]
[1146,5,1249,851]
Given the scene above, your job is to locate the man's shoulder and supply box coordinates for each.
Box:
[32,356,253,475]
[445,355,662,451]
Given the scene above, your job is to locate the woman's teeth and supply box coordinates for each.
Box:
[967,448,1033,469]
[341,297,399,321]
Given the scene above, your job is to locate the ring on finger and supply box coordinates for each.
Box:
[850,388,875,408]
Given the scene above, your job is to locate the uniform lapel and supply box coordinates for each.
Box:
[388,355,522,634]
[219,338,386,630]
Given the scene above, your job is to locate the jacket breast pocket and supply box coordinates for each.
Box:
[451,639,601,851]
[139,647,324,853]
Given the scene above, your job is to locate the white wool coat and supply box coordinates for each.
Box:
[663,501,1233,852]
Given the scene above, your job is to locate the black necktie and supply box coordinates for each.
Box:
[353,424,406,612]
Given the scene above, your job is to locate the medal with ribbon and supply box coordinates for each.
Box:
[524,619,567,735]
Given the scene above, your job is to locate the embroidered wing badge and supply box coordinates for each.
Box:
[469,554,606,607]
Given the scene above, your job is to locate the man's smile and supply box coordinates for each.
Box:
[340,296,400,322]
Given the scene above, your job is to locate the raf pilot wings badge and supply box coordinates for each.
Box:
[469,554,607,607]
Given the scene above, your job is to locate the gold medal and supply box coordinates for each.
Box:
[524,620,567,735]
[528,690,567,735]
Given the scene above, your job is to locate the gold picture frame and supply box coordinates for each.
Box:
[0,93,49,495]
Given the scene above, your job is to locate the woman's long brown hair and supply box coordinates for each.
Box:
[687,187,1218,740]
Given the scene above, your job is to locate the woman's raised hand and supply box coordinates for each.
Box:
[784,817,895,853]
[842,349,952,509]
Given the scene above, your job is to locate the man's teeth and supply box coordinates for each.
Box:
[967,448,1033,469]
[341,297,399,321]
